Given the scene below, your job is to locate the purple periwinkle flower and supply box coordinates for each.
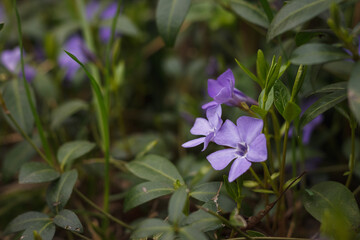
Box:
[182,104,223,151]
[207,116,267,182]
[202,69,257,110]
[0,47,36,82]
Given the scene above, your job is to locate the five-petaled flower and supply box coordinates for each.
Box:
[182,104,222,151]
[207,116,267,182]
[202,69,257,110]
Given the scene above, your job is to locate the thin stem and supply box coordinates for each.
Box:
[263,117,274,172]
[279,122,290,193]
[249,167,265,188]
[261,162,278,195]
[71,231,92,240]
[346,123,356,187]
[74,189,134,230]
[13,0,53,166]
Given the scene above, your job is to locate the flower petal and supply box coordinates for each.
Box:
[208,79,223,99]
[214,120,240,148]
[202,132,214,151]
[213,86,232,104]
[202,101,218,110]
[246,134,267,162]
[228,157,251,182]
[236,116,264,143]
[206,104,222,130]
[217,69,235,90]
[207,148,237,170]
[190,118,211,136]
[182,137,206,148]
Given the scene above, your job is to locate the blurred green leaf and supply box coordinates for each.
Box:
[229,208,247,227]
[103,15,140,37]
[274,80,290,116]
[2,79,35,135]
[57,140,95,170]
[127,154,184,184]
[252,189,274,194]
[156,0,191,47]
[0,23,4,31]
[4,211,51,234]
[348,62,360,124]
[230,0,269,28]
[321,208,357,240]
[184,206,221,232]
[190,182,221,202]
[123,181,174,212]
[300,90,347,128]
[19,162,60,184]
[283,102,301,122]
[53,209,83,233]
[131,218,172,238]
[168,186,187,223]
[251,105,268,119]
[307,81,347,96]
[302,181,360,228]
[20,223,55,240]
[267,0,344,40]
[291,43,349,65]
[178,226,208,240]
[51,100,88,130]
[247,230,266,237]
[46,170,78,213]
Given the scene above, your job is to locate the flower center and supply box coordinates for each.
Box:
[236,142,248,157]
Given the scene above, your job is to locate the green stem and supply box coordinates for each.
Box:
[249,167,265,188]
[75,189,134,230]
[346,122,356,187]
[259,0,273,22]
[261,162,278,194]
[13,0,53,167]
[71,231,92,240]
[279,122,290,192]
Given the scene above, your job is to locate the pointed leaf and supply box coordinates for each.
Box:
[131,218,172,238]
[235,58,261,87]
[124,181,174,212]
[2,79,35,135]
[348,62,360,124]
[274,80,290,116]
[53,209,83,233]
[127,154,184,184]
[307,81,347,96]
[190,182,221,202]
[5,211,51,234]
[20,222,55,240]
[169,186,188,223]
[230,0,269,28]
[283,102,301,122]
[184,208,222,232]
[300,90,346,128]
[268,0,344,40]
[302,181,360,227]
[46,170,78,213]
[19,162,60,184]
[57,140,95,170]
[178,226,208,240]
[51,99,88,129]
[156,0,191,46]
[291,43,349,65]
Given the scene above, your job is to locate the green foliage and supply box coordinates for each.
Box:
[53,209,83,233]
[19,162,60,184]
[131,219,172,239]
[57,140,95,170]
[50,100,88,130]
[168,186,188,223]
[348,62,360,124]
[274,80,290,117]
[178,226,208,240]
[230,0,269,28]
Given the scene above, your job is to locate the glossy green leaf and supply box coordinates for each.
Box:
[127,154,184,184]
[46,170,78,213]
[190,182,221,202]
[50,99,88,129]
[19,162,60,184]
[57,140,95,170]
[274,80,290,116]
[20,222,55,240]
[124,181,174,212]
[2,79,35,135]
[131,218,172,238]
[300,90,346,128]
[302,181,360,227]
[178,226,208,240]
[283,102,301,122]
[291,43,349,65]
[53,209,83,233]
[230,0,269,28]
[267,0,343,40]
[4,211,51,234]
[348,62,360,124]
[169,186,187,223]
[156,0,191,46]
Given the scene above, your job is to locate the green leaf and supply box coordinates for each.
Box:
[258,87,274,111]
[235,58,259,86]
[348,62,360,124]
[274,80,290,116]
[184,207,221,232]
[57,140,96,170]
[103,15,140,37]
[291,43,349,65]
[178,226,208,240]
[53,209,83,233]
[247,230,266,237]
[131,218,172,239]
[307,81,347,96]
[265,56,282,95]
[156,0,191,46]
[46,170,78,213]
[256,50,268,87]
[300,90,347,128]
[20,222,55,240]
[2,79,35,135]
[229,208,247,227]
[283,102,301,122]
[126,154,184,184]
[169,186,188,223]
[5,211,51,234]
[252,189,274,194]
[19,162,60,184]
[190,182,221,202]
[230,0,269,28]
[267,0,344,40]
[295,30,336,46]
[302,181,360,228]
[251,105,268,119]
[123,181,174,212]
[50,99,88,129]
